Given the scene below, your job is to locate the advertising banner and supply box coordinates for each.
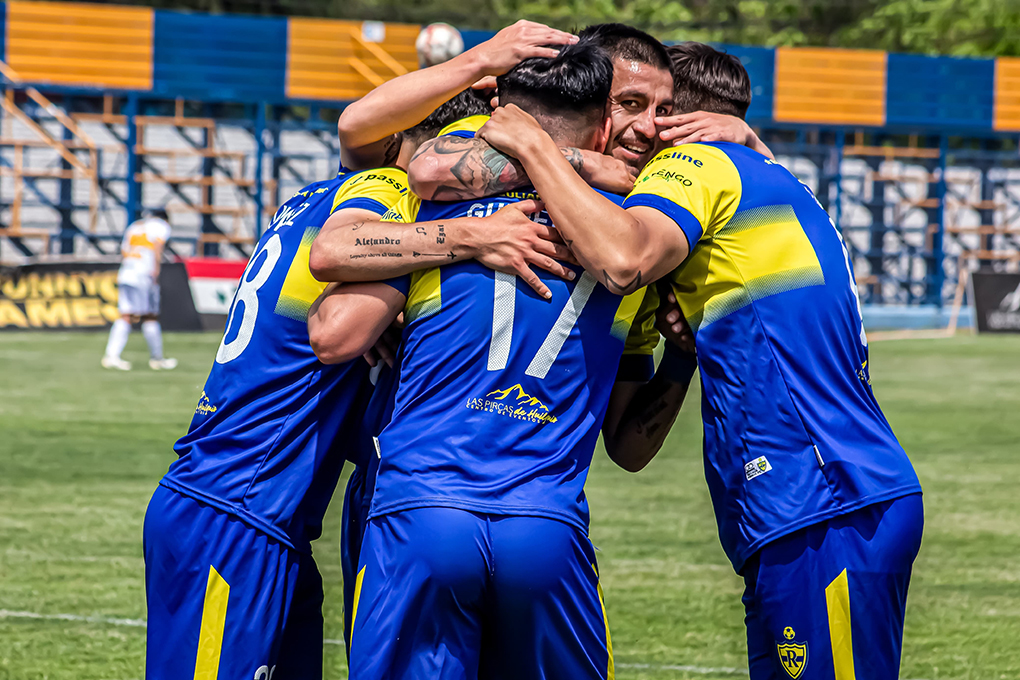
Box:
[971,271,1020,333]
[0,261,202,331]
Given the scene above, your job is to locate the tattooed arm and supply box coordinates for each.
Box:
[337,20,577,170]
[477,106,688,296]
[309,200,577,299]
[602,288,697,471]
[408,135,635,201]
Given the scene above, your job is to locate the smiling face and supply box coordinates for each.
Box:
[605,57,675,172]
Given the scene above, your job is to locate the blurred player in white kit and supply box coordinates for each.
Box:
[102,209,178,371]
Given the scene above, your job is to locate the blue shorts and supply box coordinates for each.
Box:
[143,485,324,680]
[340,464,372,657]
[348,507,614,680]
[742,493,924,680]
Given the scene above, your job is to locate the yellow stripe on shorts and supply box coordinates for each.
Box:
[194,565,230,680]
[592,563,615,680]
[825,568,856,680]
[350,566,367,647]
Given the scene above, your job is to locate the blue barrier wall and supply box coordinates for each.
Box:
[887,54,994,131]
[152,11,287,102]
[0,3,6,65]
[723,44,775,124]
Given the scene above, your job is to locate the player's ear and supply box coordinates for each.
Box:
[593,115,612,154]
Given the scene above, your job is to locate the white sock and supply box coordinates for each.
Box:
[105,318,130,359]
[142,320,164,360]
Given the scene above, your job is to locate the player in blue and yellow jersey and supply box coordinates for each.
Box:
[308,43,661,680]
[474,41,924,680]
[143,162,410,678]
[143,21,594,676]
[318,88,494,657]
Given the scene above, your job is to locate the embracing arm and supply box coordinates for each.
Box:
[479,107,687,295]
[337,21,575,170]
[602,288,698,471]
[408,135,634,201]
[656,112,775,160]
[307,282,405,365]
[308,200,575,299]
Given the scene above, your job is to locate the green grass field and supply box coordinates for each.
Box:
[1,331,1019,679]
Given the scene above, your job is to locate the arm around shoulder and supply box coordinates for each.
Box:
[307,282,405,364]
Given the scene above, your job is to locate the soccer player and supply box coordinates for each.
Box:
[102,208,177,371]
[474,41,924,680]
[142,86,508,676]
[143,164,401,680]
[309,42,659,680]
[406,23,772,203]
[143,81,582,680]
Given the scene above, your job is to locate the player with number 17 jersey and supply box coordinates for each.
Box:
[348,188,659,680]
[143,166,407,680]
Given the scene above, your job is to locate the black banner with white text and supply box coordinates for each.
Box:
[972,271,1020,333]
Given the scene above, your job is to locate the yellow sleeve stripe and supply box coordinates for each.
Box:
[438,114,490,136]
[610,288,646,342]
[382,193,422,224]
[275,226,328,322]
[406,268,442,323]
[331,167,409,214]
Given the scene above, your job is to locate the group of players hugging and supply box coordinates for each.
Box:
[141,19,924,680]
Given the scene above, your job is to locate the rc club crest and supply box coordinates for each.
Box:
[776,626,808,678]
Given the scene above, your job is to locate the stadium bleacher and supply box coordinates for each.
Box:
[0,0,1018,316]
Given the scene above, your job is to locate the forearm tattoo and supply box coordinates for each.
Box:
[347,220,454,263]
[412,136,527,201]
[619,375,687,442]
[562,147,584,173]
[603,270,644,296]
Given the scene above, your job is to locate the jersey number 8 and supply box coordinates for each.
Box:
[216,234,283,364]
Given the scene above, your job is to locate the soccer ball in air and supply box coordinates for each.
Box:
[416,23,465,68]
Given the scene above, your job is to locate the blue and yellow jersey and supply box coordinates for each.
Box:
[163,166,409,553]
[439,114,489,138]
[624,143,922,572]
[371,189,659,533]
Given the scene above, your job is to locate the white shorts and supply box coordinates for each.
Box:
[118,283,160,316]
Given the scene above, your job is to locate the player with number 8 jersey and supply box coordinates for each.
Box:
[142,165,407,680]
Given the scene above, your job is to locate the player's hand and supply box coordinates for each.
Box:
[477,104,547,159]
[472,20,578,76]
[472,198,578,300]
[656,111,755,147]
[574,150,636,195]
[362,314,404,368]
[655,282,695,354]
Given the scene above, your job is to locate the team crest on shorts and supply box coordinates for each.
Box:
[776,626,808,678]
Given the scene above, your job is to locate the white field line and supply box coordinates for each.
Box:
[0,608,146,628]
[2,609,934,679]
[1,611,745,676]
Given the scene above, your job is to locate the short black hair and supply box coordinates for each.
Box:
[151,208,169,221]
[496,41,613,145]
[402,88,493,146]
[668,42,751,119]
[577,23,670,73]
